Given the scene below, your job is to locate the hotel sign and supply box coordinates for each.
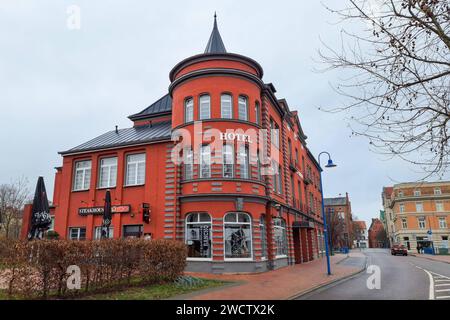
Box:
[220,132,253,143]
[78,205,131,216]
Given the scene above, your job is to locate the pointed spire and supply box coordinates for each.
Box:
[204,13,227,54]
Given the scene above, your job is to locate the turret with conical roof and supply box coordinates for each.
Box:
[204,13,227,54]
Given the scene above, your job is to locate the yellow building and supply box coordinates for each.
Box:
[386,181,449,253]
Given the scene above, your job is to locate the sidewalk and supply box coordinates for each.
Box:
[179,251,366,300]
[410,253,450,264]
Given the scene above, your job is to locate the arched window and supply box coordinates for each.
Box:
[199,94,210,120]
[260,215,267,260]
[223,144,234,178]
[255,102,260,125]
[221,94,233,119]
[185,213,212,258]
[184,98,193,123]
[224,212,252,259]
[238,96,248,121]
[273,218,287,257]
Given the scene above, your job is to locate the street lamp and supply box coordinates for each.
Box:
[318,151,337,276]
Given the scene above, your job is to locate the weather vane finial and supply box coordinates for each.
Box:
[214,11,217,19]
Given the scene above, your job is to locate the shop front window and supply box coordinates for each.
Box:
[94,226,114,239]
[274,218,287,257]
[186,213,212,258]
[224,212,252,259]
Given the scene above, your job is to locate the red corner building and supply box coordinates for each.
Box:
[24,17,326,273]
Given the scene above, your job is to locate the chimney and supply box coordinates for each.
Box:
[115,125,118,134]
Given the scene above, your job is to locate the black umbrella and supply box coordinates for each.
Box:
[28,176,52,240]
[101,190,112,239]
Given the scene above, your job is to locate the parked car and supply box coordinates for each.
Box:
[391,244,408,256]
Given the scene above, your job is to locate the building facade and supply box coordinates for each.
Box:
[368,218,387,248]
[383,181,450,252]
[23,17,327,273]
[381,187,395,247]
[353,221,368,248]
[324,193,353,248]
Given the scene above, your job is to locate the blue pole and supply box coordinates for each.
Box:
[318,153,332,276]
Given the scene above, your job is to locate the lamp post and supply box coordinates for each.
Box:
[318,151,337,276]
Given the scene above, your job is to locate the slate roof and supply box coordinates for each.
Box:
[324,197,347,206]
[354,221,367,230]
[204,14,226,54]
[128,94,172,121]
[60,120,172,155]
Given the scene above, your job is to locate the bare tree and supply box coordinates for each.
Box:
[0,178,30,239]
[320,0,450,176]
[326,210,346,249]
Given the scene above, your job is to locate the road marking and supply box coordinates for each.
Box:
[435,279,450,282]
[436,284,450,287]
[415,266,434,300]
[436,289,450,292]
[436,296,450,299]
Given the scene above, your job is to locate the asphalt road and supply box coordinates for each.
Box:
[298,248,450,300]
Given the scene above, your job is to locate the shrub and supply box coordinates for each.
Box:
[0,238,187,299]
[45,231,60,240]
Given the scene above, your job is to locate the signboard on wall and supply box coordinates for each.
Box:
[78,205,131,216]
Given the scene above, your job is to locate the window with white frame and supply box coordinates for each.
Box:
[98,157,117,188]
[186,213,212,258]
[260,215,267,259]
[94,226,114,239]
[414,190,421,196]
[436,201,444,212]
[418,217,426,229]
[277,165,283,194]
[221,94,233,119]
[273,218,287,257]
[255,102,260,125]
[199,94,211,120]
[222,144,234,178]
[434,188,442,195]
[402,218,408,229]
[73,160,91,191]
[125,153,146,186]
[238,145,249,179]
[416,202,424,212]
[185,98,193,123]
[398,190,404,197]
[200,145,211,178]
[272,160,278,192]
[184,147,193,180]
[238,96,248,121]
[439,217,447,229]
[69,227,86,240]
[224,212,252,259]
[399,203,405,213]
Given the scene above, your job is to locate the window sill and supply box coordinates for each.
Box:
[123,184,145,188]
[72,189,90,193]
[97,186,117,190]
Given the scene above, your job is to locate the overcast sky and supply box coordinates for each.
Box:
[1,0,447,228]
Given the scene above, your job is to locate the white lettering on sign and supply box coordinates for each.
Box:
[220,132,253,143]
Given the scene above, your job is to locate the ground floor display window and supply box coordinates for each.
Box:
[123,225,143,238]
[186,213,212,258]
[224,212,252,259]
[94,226,114,239]
[69,227,86,240]
[274,218,287,257]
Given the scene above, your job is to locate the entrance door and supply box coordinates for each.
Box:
[301,229,308,262]
[293,228,301,264]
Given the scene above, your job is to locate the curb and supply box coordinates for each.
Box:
[410,253,450,265]
[287,255,368,300]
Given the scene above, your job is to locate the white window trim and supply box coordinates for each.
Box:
[238,96,248,121]
[199,95,211,120]
[184,148,193,180]
[221,94,233,119]
[125,153,146,186]
[98,157,118,189]
[185,213,213,261]
[93,226,114,239]
[223,213,253,261]
[68,227,86,240]
[72,160,91,191]
[238,145,249,179]
[185,98,194,123]
[199,145,211,178]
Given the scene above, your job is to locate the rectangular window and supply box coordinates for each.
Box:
[221,94,233,119]
[223,144,234,178]
[439,217,447,229]
[436,201,444,212]
[255,102,260,125]
[94,226,114,239]
[123,225,143,238]
[418,217,426,229]
[184,148,193,180]
[398,190,403,197]
[73,160,91,191]
[125,153,146,186]
[200,145,211,178]
[98,157,117,188]
[402,218,407,229]
[185,98,193,123]
[434,188,442,195]
[238,96,248,121]
[199,95,211,120]
[270,119,280,149]
[239,145,249,179]
[272,161,278,192]
[416,202,423,212]
[414,190,421,196]
[277,165,283,194]
[399,204,405,213]
[69,227,86,240]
